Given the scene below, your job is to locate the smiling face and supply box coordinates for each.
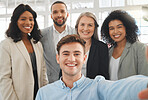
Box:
[51,3,68,27]
[109,19,127,44]
[17,11,34,34]
[78,16,95,40]
[56,42,86,78]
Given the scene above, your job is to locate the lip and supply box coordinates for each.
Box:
[113,34,121,38]
[65,63,77,67]
[23,26,32,30]
[82,31,90,35]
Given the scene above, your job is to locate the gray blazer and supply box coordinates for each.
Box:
[40,25,75,83]
[109,41,148,79]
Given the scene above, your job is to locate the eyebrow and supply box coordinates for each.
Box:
[109,24,123,28]
[62,51,69,53]
[20,16,33,18]
[117,24,123,26]
[80,22,94,24]
[61,51,82,53]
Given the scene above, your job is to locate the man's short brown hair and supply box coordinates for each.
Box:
[57,34,86,54]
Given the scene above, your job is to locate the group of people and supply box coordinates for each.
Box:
[0,1,148,100]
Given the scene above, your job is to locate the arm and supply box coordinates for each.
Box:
[40,42,48,86]
[138,46,148,99]
[0,41,18,100]
[35,90,41,100]
[98,75,148,100]
[101,43,109,79]
[42,58,48,85]
[137,43,148,75]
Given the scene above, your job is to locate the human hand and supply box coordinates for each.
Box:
[138,88,148,99]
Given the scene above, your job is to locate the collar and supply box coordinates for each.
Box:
[52,25,67,34]
[59,74,86,89]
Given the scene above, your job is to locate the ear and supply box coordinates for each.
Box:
[83,54,87,64]
[51,14,53,19]
[56,54,60,64]
[67,12,69,17]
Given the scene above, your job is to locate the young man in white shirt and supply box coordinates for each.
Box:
[36,34,148,100]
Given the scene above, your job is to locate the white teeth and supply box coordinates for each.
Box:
[24,27,31,29]
[58,18,63,20]
[114,35,120,38]
[67,64,75,66]
[82,32,89,34]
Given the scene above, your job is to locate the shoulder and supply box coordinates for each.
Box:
[128,41,146,51]
[0,38,15,53]
[67,25,74,29]
[94,75,106,82]
[67,25,76,34]
[39,80,60,93]
[41,26,52,36]
[0,38,13,47]
[132,41,146,47]
[92,38,108,48]
[34,41,43,48]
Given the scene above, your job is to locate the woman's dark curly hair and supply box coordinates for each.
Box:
[6,4,42,43]
[101,10,138,45]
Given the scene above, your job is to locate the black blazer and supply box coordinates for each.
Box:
[86,38,109,79]
[59,38,109,79]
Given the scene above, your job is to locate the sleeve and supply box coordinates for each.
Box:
[98,75,148,100]
[42,58,48,85]
[100,43,109,79]
[0,41,18,100]
[35,90,42,100]
[136,43,148,75]
[40,43,48,85]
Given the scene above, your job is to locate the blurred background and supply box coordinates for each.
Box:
[0,0,148,44]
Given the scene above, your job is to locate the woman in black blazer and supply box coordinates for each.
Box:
[75,12,109,79]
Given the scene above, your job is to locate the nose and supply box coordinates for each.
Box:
[25,19,31,24]
[58,12,62,17]
[68,54,75,61]
[84,25,88,31]
[114,28,118,33]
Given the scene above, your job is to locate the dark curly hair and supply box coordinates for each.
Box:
[101,10,138,46]
[6,4,42,43]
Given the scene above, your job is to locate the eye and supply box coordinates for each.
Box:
[20,18,25,21]
[29,18,34,21]
[88,24,93,27]
[109,27,114,30]
[74,53,80,56]
[80,23,84,26]
[53,11,58,14]
[61,10,65,13]
[63,53,69,56]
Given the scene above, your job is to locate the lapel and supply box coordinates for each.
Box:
[16,40,32,70]
[88,39,96,62]
[119,42,131,66]
[86,39,96,73]
[31,40,41,86]
[48,26,56,54]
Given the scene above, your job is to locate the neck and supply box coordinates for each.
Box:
[22,33,29,41]
[54,24,66,33]
[116,39,127,48]
[62,73,82,89]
